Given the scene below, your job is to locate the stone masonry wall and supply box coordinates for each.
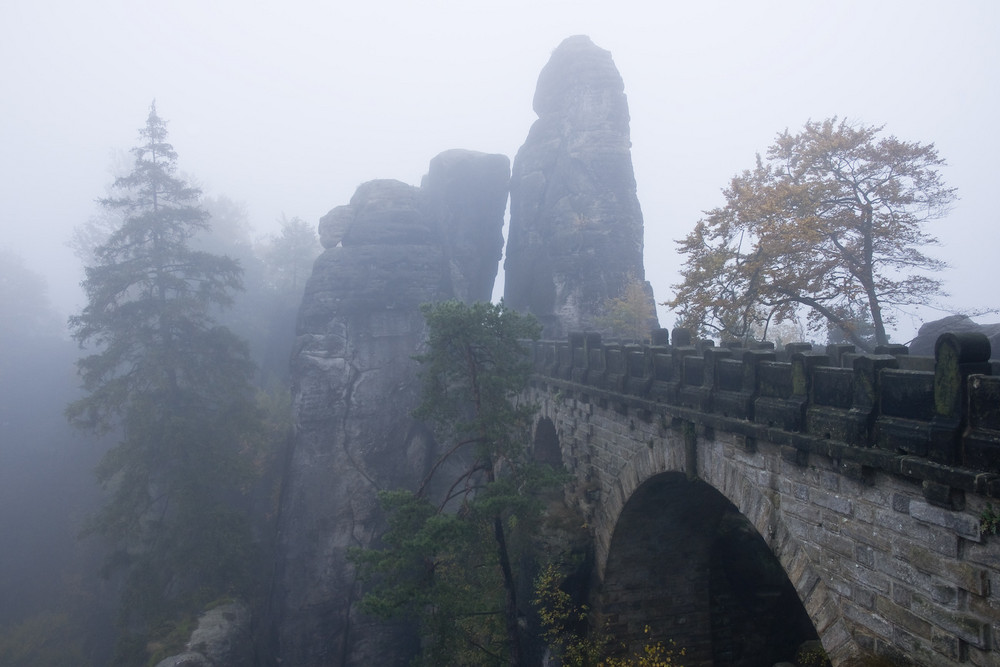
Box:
[527,370,1000,665]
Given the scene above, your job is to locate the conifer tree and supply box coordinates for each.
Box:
[67,102,264,663]
[353,300,549,666]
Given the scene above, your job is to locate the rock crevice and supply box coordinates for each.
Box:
[504,35,656,338]
[272,151,509,666]
[272,35,661,666]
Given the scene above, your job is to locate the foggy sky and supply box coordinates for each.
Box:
[2,0,997,342]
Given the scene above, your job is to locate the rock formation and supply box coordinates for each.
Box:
[271,36,663,665]
[153,602,252,667]
[271,150,509,666]
[908,314,1000,358]
[503,35,658,338]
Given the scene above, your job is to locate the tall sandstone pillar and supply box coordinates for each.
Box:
[504,35,656,338]
[272,150,509,666]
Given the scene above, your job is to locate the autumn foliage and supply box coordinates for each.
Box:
[669,118,955,350]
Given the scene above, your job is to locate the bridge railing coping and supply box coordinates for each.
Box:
[528,328,999,476]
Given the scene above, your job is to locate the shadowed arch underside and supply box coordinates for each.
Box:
[597,472,820,665]
[581,426,864,666]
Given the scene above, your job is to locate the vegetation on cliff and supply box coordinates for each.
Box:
[352,300,553,666]
[598,275,658,343]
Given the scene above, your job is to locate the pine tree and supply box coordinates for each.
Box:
[353,300,551,666]
[67,103,264,662]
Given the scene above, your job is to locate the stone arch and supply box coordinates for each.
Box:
[532,416,563,467]
[595,433,854,665]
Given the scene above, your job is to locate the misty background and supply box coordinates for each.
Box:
[0,2,997,663]
[3,0,998,341]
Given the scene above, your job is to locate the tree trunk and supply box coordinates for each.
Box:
[859,203,888,347]
[492,514,523,667]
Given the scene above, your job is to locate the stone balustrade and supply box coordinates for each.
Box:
[528,329,1000,503]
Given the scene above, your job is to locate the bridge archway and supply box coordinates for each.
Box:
[598,472,820,665]
[532,416,563,468]
[529,388,859,663]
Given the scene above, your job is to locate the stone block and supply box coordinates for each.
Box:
[875,552,918,586]
[854,564,891,593]
[819,619,854,660]
[876,595,932,638]
[818,529,857,560]
[853,586,877,610]
[812,490,853,516]
[840,519,890,551]
[793,482,810,501]
[854,544,876,569]
[908,525,960,558]
[781,445,809,467]
[783,545,809,586]
[845,601,893,639]
[803,592,837,635]
[888,627,926,662]
[827,575,853,598]
[911,595,991,650]
[892,492,912,513]
[910,499,981,540]
[875,506,921,537]
[796,568,822,602]
[891,583,913,608]
[969,644,999,667]
[820,470,841,491]
[921,480,966,511]
[929,584,958,607]
[838,460,874,484]
[899,456,977,492]
[930,626,963,661]
[784,502,823,532]
[904,545,990,596]
[853,500,877,524]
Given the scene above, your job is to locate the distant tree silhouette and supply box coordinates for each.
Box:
[67,102,265,665]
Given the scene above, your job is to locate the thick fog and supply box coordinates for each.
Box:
[2,0,998,341]
[0,3,998,663]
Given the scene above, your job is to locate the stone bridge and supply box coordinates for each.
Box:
[524,330,1000,666]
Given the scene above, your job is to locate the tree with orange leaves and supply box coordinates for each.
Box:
[668,118,955,351]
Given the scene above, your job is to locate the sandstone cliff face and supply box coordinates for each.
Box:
[272,150,509,666]
[504,35,657,338]
[153,602,252,667]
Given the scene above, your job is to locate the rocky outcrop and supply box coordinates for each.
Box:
[503,35,657,338]
[422,150,509,303]
[153,601,251,667]
[271,150,509,666]
[908,314,1000,358]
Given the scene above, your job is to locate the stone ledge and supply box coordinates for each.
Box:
[531,376,1000,501]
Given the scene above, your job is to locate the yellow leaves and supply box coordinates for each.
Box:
[534,563,685,667]
[668,116,952,349]
[599,275,657,342]
[600,626,685,667]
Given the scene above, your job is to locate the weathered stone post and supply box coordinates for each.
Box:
[965,373,1000,473]
[740,348,776,422]
[930,332,991,465]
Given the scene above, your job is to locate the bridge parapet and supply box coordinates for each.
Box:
[529,329,1000,499]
